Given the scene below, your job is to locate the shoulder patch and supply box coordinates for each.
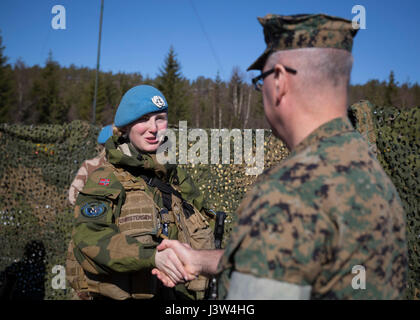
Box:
[81,202,107,218]
[81,164,123,199]
[89,165,113,181]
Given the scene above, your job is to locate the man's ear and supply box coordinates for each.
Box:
[274,64,288,106]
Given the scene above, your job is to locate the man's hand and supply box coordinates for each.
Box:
[158,240,202,276]
[154,247,190,285]
[152,240,224,288]
[152,240,198,287]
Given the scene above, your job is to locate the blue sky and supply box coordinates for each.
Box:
[0,0,419,85]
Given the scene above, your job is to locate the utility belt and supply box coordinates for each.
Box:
[66,165,214,300]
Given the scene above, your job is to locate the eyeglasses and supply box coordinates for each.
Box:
[252,65,297,91]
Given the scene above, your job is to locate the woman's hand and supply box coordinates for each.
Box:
[154,247,190,286]
[152,241,197,287]
[152,240,224,287]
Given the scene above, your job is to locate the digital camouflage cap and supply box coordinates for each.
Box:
[248,13,358,71]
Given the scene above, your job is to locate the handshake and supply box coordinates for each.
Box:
[152,239,224,288]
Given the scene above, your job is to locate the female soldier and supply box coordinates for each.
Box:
[67,85,214,300]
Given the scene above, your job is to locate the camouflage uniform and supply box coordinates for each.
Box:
[69,135,214,300]
[68,150,107,206]
[217,14,407,299]
[217,117,407,299]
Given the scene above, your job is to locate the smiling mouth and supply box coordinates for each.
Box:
[145,137,158,144]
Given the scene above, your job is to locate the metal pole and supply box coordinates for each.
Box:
[92,0,104,124]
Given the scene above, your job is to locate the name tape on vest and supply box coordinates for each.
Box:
[118,214,153,225]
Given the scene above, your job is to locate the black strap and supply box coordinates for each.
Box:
[140,174,194,219]
[214,211,226,249]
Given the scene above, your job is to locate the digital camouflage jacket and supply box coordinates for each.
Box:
[217,117,407,299]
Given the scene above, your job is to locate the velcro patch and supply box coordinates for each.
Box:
[81,202,107,218]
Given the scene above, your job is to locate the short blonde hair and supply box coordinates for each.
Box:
[112,124,123,137]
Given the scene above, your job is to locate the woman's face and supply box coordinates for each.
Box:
[128,112,168,153]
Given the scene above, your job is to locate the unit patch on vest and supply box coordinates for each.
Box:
[99,178,110,186]
[81,202,107,218]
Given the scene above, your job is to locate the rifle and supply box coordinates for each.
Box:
[205,210,226,300]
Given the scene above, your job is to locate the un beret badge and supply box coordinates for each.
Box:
[81,202,107,218]
[151,95,166,108]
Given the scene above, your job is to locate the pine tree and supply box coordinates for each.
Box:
[103,72,119,122]
[0,31,15,123]
[385,70,398,107]
[251,88,265,127]
[93,74,107,124]
[413,83,420,106]
[14,58,30,123]
[31,51,65,124]
[214,72,223,128]
[61,64,84,122]
[79,73,107,123]
[192,76,213,128]
[118,73,131,101]
[228,67,245,128]
[155,46,190,125]
[364,79,385,106]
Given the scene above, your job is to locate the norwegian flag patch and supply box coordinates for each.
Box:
[99,178,110,186]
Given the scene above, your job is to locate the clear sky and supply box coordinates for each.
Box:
[0,0,419,85]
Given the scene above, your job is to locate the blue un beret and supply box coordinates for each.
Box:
[97,124,113,145]
[114,85,168,128]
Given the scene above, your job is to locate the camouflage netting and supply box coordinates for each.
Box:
[349,101,419,299]
[0,101,418,299]
[0,121,101,300]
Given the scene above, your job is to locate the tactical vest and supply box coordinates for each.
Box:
[66,163,215,300]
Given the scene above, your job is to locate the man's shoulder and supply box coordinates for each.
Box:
[255,142,332,192]
[270,130,376,182]
[251,129,398,211]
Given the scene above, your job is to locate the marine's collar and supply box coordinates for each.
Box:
[291,117,355,155]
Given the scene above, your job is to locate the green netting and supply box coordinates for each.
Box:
[372,105,420,299]
[0,102,418,299]
[350,101,419,299]
[0,120,100,300]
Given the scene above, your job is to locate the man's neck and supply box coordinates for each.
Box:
[287,105,347,150]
